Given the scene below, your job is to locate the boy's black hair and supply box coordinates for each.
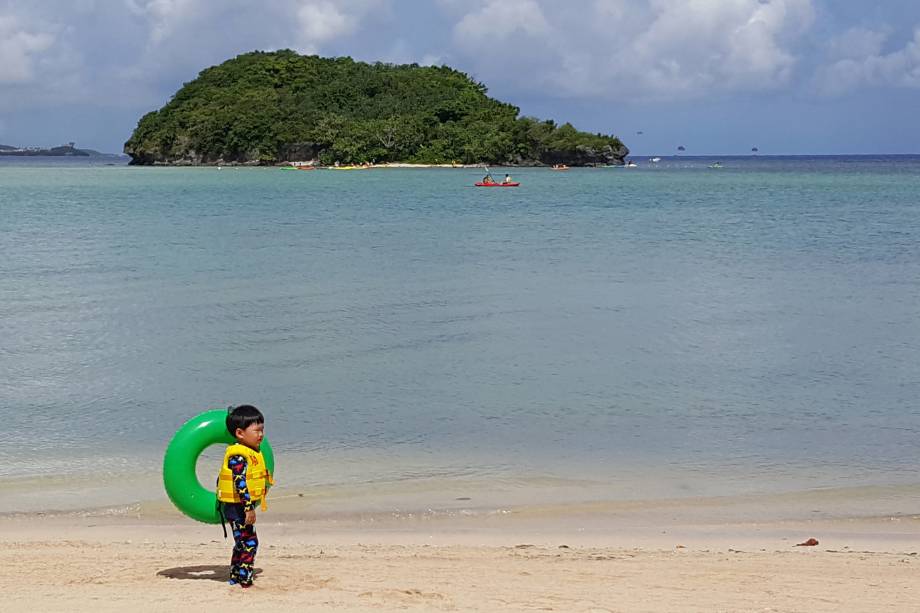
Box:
[226,404,264,436]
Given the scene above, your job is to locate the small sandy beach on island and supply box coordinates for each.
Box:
[5,486,920,612]
[280,161,548,169]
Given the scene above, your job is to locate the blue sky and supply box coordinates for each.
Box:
[1,0,920,155]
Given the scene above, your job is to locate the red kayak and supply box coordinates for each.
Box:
[475,182,520,187]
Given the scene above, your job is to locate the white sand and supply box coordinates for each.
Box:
[5,501,919,612]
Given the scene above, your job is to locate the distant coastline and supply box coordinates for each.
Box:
[0,143,122,157]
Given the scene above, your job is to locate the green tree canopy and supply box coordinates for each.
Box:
[124,51,628,166]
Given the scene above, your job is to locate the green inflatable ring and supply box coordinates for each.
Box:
[163,409,275,524]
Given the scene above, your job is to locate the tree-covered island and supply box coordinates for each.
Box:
[124,51,628,167]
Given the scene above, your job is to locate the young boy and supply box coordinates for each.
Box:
[217,405,272,588]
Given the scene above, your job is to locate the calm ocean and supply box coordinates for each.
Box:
[3,156,920,511]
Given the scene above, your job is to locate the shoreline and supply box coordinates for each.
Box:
[10,480,920,539]
[128,161,624,168]
[12,458,920,521]
[4,503,920,551]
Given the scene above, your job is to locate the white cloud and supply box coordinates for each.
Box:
[824,27,888,61]
[455,0,549,41]
[0,15,55,83]
[121,1,387,64]
[450,0,815,99]
[296,1,358,52]
[815,27,920,95]
[120,0,388,55]
[127,0,203,44]
[0,8,86,112]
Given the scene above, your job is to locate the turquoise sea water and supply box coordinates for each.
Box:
[3,156,920,511]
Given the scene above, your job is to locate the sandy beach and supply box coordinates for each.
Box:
[5,494,920,612]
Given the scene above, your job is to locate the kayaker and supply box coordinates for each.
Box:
[502,173,512,184]
[482,173,494,184]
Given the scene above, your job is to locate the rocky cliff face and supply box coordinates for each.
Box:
[539,143,629,167]
[124,142,323,166]
[123,146,264,166]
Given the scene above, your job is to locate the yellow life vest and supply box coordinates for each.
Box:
[216,443,274,511]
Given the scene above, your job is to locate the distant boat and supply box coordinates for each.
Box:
[650,157,661,163]
[708,162,723,169]
[625,160,638,168]
[551,164,569,171]
[751,147,759,153]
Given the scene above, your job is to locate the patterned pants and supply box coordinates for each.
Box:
[230,518,258,586]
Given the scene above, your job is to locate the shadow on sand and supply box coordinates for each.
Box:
[157,565,263,582]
